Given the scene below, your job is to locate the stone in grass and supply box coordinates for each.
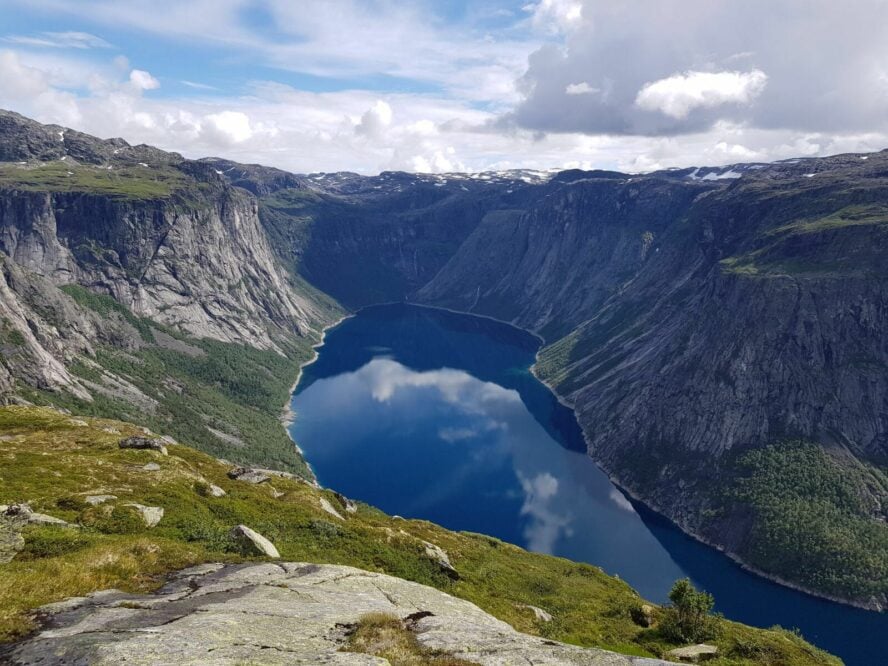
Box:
[3,503,74,528]
[227,467,271,484]
[207,484,226,498]
[85,495,117,506]
[118,436,167,456]
[518,604,553,622]
[124,503,164,528]
[142,462,161,472]
[319,498,344,521]
[667,644,719,663]
[230,524,279,558]
[422,540,459,580]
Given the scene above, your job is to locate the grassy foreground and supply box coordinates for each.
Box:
[0,406,839,665]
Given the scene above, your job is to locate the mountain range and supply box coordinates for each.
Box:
[0,108,885,613]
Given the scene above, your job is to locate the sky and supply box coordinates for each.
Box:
[1,0,888,174]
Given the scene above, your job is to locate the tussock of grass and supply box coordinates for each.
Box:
[344,612,478,666]
[0,406,840,665]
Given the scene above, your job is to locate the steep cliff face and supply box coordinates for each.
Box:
[0,173,330,351]
[254,170,552,308]
[428,156,888,607]
[0,111,340,474]
[417,175,709,339]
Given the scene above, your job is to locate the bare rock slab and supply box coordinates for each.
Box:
[0,562,672,666]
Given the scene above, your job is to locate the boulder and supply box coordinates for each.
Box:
[667,644,719,663]
[142,462,161,472]
[230,524,279,558]
[631,604,655,627]
[319,498,344,521]
[124,503,164,527]
[333,491,358,514]
[118,436,167,456]
[3,503,73,528]
[207,484,226,498]
[227,467,270,484]
[422,540,458,579]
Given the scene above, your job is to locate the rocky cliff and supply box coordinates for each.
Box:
[0,110,340,474]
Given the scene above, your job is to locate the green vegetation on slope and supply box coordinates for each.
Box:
[19,291,315,476]
[0,407,839,665]
[720,442,888,602]
[720,204,888,277]
[0,162,192,200]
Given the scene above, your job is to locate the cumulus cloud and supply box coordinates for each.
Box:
[518,471,573,553]
[355,100,393,138]
[128,69,160,91]
[635,70,767,119]
[201,110,254,144]
[3,1,888,173]
[526,0,583,34]
[512,0,888,137]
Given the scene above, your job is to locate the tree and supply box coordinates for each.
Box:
[661,578,717,643]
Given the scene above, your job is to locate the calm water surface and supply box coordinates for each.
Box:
[289,304,886,665]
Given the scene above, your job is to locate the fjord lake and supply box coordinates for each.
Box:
[289,304,885,665]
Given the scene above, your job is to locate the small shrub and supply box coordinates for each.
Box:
[659,578,718,644]
[85,506,146,535]
[178,518,235,553]
[17,527,95,560]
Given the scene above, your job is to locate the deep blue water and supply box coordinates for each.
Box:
[289,303,886,665]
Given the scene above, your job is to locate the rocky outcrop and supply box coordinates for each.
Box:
[119,436,168,455]
[0,562,670,665]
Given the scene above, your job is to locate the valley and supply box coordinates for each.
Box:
[0,109,886,663]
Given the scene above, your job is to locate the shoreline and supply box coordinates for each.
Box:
[528,339,883,613]
[279,311,355,479]
[281,298,883,614]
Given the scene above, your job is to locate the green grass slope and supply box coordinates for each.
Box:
[0,407,839,665]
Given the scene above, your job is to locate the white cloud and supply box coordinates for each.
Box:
[355,100,393,138]
[635,70,768,119]
[565,82,599,95]
[3,31,111,49]
[525,0,583,34]
[200,111,255,145]
[129,69,160,91]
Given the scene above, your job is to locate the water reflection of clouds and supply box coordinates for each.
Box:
[355,358,576,552]
[299,358,638,558]
[517,471,574,554]
[362,358,518,410]
[609,488,636,513]
[293,314,691,604]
